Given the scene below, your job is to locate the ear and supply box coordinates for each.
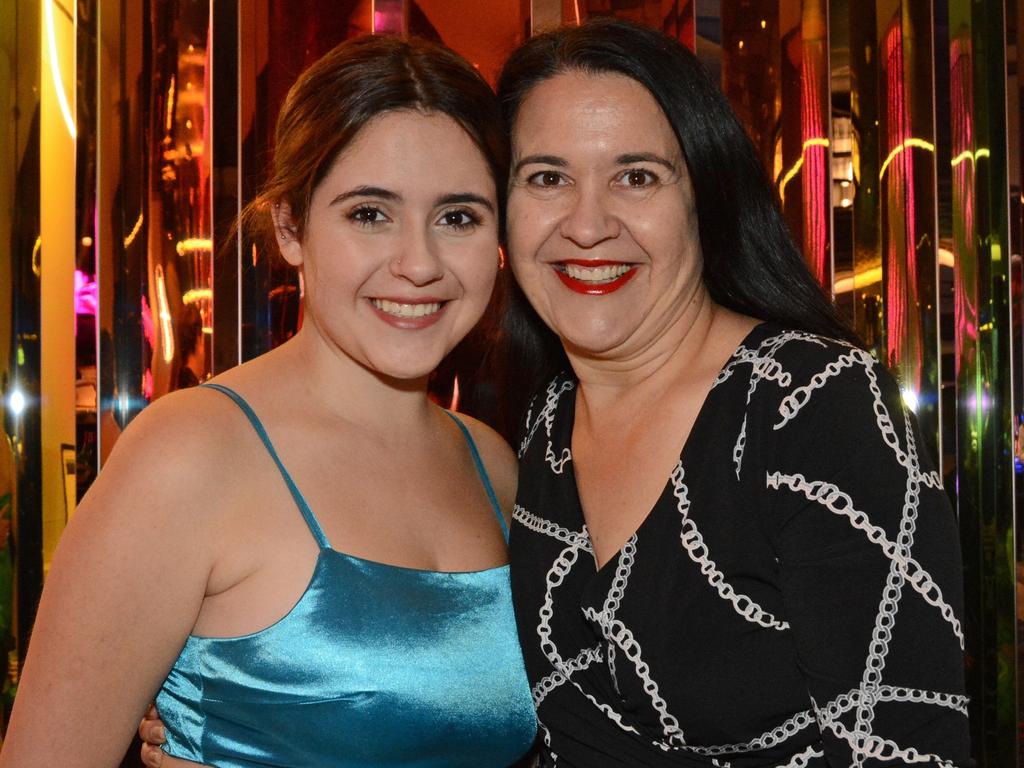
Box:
[271,202,303,266]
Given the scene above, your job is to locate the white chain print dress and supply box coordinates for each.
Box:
[509,324,972,767]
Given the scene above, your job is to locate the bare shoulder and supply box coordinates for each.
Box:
[86,386,255,528]
[452,413,518,521]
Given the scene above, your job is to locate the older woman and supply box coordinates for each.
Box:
[501,18,970,767]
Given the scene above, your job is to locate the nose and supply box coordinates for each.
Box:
[558,184,620,248]
[389,224,444,285]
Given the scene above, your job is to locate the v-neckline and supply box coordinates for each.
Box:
[563,322,770,577]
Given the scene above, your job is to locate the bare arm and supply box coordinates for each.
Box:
[0,393,228,767]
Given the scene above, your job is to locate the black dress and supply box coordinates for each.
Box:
[510,324,972,767]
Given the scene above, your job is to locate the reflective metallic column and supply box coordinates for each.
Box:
[0,0,42,692]
[947,0,1018,763]
[237,0,371,363]
[877,1,941,464]
[1010,1,1024,759]
[96,0,148,463]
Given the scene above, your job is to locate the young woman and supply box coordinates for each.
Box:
[1,36,536,768]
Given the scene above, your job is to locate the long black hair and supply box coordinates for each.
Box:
[492,17,859,426]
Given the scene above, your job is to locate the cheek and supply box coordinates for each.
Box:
[456,245,501,301]
[507,192,556,249]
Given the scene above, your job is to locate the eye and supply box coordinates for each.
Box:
[617,169,660,188]
[349,206,389,226]
[526,170,568,188]
[437,208,482,231]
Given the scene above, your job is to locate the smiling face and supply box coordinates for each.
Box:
[276,110,499,381]
[506,71,705,359]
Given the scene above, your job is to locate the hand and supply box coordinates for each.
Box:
[138,704,166,768]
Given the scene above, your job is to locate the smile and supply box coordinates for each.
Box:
[370,299,444,318]
[553,260,638,295]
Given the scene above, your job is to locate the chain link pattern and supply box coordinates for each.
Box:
[517,333,967,766]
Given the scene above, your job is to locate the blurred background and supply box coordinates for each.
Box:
[1,0,1023,763]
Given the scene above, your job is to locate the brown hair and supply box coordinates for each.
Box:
[251,35,509,241]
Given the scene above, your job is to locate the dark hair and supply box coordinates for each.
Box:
[252,35,509,239]
[494,17,859,403]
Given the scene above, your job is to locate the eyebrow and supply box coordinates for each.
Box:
[616,153,676,170]
[329,187,494,213]
[436,192,495,213]
[512,153,677,175]
[512,155,567,174]
[329,186,400,205]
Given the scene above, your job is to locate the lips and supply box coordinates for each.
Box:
[552,260,638,295]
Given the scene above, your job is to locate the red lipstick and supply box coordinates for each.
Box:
[553,260,638,296]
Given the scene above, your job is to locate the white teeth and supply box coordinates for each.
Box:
[562,263,633,283]
[371,299,443,318]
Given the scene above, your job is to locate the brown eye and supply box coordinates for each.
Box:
[437,209,481,230]
[350,206,387,225]
[623,169,656,187]
[527,170,567,188]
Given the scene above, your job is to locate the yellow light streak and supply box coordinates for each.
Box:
[950,147,991,168]
[938,248,954,268]
[44,0,76,139]
[175,238,213,256]
[833,265,883,294]
[181,288,212,304]
[166,75,176,134]
[123,212,144,247]
[154,265,175,364]
[778,138,830,204]
[878,138,935,180]
[32,235,42,276]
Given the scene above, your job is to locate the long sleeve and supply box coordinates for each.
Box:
[764,343,972,767]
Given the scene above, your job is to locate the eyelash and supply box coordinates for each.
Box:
[617,168,660,187]
[526,170,567,187]
[437,208,482,231]
[347,205,483,231]
[524,168,661,188]
[349,205,389,227]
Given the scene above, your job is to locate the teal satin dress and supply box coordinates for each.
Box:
[155,384,537,767]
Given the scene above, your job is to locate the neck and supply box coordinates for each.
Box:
[278,321,436,433]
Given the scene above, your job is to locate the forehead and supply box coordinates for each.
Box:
[512,71,680,158]
[319,110,494,195]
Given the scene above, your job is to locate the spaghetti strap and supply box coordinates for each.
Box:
[203,383,331,550]
[445,412,509,542]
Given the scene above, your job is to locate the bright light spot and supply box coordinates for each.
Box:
[8,390,25,416]
[760,19,767,28]
[901,388,919,412]
[81,235,93,247]
[738,39,745,49]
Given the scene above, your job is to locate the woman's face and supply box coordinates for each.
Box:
[278,110,499,380]
[506,71,704,359]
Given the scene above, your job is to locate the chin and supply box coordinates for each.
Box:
[367,356,442,383]
[548,311,634,357]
